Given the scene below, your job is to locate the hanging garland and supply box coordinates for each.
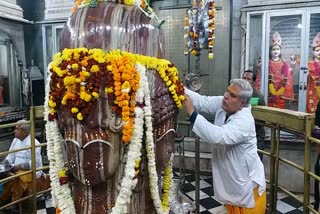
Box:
[184,0,216,59]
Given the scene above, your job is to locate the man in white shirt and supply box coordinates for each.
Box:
[0,120,50,206]
[184,79,266,214]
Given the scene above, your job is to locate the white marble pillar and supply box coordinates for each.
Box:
[45,0,74,20]
[0,0,23,18]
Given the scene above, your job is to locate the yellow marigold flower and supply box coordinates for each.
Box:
[107,65,113,71]
[97,57,106,63]
[121,81,131,93]
[53,67,66,77]
[124,0,134,5]
[105,87,113,94]
[58,170,66,177]
[71,108,79,113]
[90,65,100,73]
[48,100,56,108]
[169,85,176,92]
[77,113,83,121]
[49,108,56,114]
[165,80,172,86]
[179,95,185,101]
[72,63,79,70]
[64,76,76,86]
[135,158,141,168]
[92,92,99,99]
[80,91,92,102]
[53,52,61,60]
[191,49,198,55]
[208,52,214,60]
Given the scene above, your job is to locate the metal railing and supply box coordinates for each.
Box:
[0,106,50,214]
[252,106,317,214]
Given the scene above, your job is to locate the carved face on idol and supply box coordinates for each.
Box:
[58,99,122,187]
[271,45,281,61]
[314,46,320,62]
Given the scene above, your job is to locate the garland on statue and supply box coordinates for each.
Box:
[48,48,184,143]
[45,48,184,214]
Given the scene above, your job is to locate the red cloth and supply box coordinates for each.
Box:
[306,61,320,113]
[267,59,294,109]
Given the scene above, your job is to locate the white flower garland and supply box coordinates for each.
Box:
[45,62,174,214]
[44,64,76,213]
[138,64,173,214]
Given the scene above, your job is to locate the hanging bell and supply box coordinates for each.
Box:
[184,73,202,92]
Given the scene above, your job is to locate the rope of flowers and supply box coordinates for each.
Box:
[136,62,174,213]
[44,69,76,214]
[184,0,216,59]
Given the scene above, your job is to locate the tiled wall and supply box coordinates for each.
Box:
[153,0,232,134]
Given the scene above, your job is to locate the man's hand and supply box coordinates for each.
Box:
[11,164,22,173]
[183,94,194,116]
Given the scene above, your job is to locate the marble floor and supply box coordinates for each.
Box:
[178,172,314,214]
[15,172,314,214]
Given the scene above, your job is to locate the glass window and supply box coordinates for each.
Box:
[248,14,263,93]
[0,43,10,105]
[268,15,302,111]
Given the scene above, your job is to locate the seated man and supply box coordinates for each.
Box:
[0,119,50,206]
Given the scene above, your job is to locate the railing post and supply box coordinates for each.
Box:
[269,126,276,213]
[304,115,313,214]
[273,125,281,213]
[30,107,37,214]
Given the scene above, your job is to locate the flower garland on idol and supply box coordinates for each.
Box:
[184,0,216,59]
[45,48,185,214]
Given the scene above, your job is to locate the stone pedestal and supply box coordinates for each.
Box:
[44,0,73,20]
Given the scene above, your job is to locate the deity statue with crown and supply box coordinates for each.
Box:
[267,31,294,109]
[44,1,186,213]
[306,32,320,113]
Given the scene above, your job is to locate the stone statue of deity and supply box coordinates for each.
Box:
[45,1,185,214]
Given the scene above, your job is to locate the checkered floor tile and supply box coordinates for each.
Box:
[33,172,315,214]
[175,172,315,214]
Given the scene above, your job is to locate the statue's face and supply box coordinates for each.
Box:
[59,101,122,187]
[271,45,281,59]
[314,46,320,60]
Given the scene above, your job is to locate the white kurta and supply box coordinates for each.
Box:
[5,135,43,179]
[186,88,266,208]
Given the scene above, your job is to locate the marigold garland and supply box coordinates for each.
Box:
[48,48,185,144]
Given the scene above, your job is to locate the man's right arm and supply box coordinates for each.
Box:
[184,87,220,115]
